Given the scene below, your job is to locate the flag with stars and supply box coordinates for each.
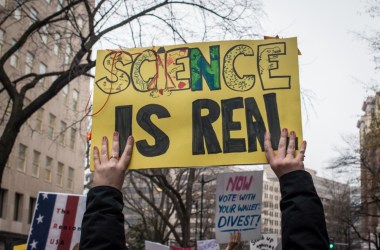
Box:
[26,192,86,250]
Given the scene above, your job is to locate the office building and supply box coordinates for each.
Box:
[0,1,90,249]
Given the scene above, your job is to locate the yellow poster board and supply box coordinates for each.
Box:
[92,37,302,170]
[13,244,26,250]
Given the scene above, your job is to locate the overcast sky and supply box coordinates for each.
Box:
[261,0,380,178]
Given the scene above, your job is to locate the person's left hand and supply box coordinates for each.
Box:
[92,131,134,190]
[225,231,241,250]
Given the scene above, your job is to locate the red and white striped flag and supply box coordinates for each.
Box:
[26,192,86,250]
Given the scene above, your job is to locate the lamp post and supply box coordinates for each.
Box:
[199,174,216,240]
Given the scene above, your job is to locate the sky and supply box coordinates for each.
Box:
[261,0,380,178]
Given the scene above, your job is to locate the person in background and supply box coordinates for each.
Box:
[80,128,329,249]
[264,128,329,249]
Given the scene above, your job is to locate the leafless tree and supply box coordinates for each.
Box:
[362,0,380,70]
[123,168,203,247]
[0,0,262,186]
[329,94,380,249]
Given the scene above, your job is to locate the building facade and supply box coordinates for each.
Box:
[0,1,90,249]
[357,93,380,246]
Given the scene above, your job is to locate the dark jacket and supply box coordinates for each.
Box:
[80,170,329,250]
[79,186,127,250]
[279,170,329,249]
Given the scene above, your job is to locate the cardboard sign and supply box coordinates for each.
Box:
[215,171,263,243]
[26,192,86,250]
[197,239,220,250]
[145,240,170,250]
[92,37,302,170]
[250,234,278,250]
[13,244,26,250]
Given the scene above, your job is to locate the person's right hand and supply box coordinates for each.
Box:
[92,131,134,190]
[264,128,306,179]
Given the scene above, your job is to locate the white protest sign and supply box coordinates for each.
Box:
[215,171,263,243]
[145,240,170,250]
[26,192,86,250]
[197,239,220,250]
[250,234,278,250]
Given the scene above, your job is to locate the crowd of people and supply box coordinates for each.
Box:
[79,129,329,249]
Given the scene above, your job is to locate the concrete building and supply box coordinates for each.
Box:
[261,166,281,237]
[0,1,90,249]
[357,93,380,246]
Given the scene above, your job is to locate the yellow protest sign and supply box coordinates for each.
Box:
[13,244,26,250]
[92,37,302,170]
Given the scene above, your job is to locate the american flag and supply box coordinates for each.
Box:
[26,192,86,250]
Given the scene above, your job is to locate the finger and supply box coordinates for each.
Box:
[264,131,275,162]
[93,146,101,168]
[296,140,307,162]
[111,131,120,160]
[286,131,296,158]
[119,135,134,170]
[278,128,288,158]
[101,136,109,163]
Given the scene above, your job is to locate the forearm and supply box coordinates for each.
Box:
[279,170,329,249]
[80,186,127,250]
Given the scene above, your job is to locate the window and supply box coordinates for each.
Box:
[72,89,78,111]
[28,197,36,224]
[17,144,27,172]
[23,97,31,108]
[50,75,58,89]
[77,16,83,29]
[0,189,7,218]
[10,40,19,68]
[64,45,71,65]
[0,29,4,56]
[47,113,56,139]
[56,0,63,12]
[25,51,34,74]
[44,156,52,182]
[57,162,64,186]
[14,7,21,20]
[53,33,60,55]
[70,128,76,150]
[31,150,40,177]
[59,121,66,145]
[67,167,74,189]
[30,7,38,22]
[14,193,23,221]
[39,62,47,87]
[41,25,48,44]
[35,108,44,132]
[62,85,68,104]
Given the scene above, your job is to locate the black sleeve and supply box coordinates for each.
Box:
[279,170,329,250]
[79,186,127,250]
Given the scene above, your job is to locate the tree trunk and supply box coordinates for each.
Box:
[0,118,22,187]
